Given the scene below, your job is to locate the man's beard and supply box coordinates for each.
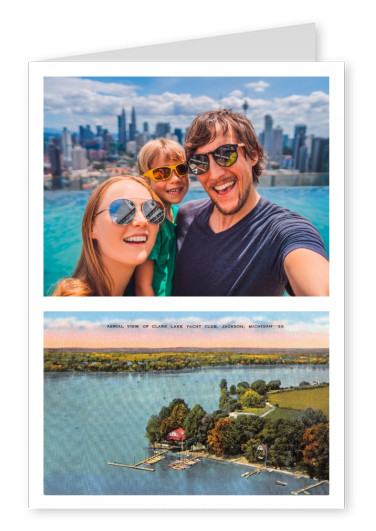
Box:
[211,179,252,216]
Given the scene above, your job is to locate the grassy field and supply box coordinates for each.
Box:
[265,407,305,421]
[267,386,329,418]
[238,405,273,416]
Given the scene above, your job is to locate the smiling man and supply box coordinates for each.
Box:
[172,109,329,296]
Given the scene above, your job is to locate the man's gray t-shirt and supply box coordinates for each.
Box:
[173,197,328,296]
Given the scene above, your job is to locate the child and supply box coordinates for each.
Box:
[135,138,189,296]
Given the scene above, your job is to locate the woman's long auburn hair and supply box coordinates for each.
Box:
[53,175,161,296]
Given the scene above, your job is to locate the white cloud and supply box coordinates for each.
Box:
[229,90,242,98]
[44,317,101,330]
[44,78,330,138]
[245,81,270,93]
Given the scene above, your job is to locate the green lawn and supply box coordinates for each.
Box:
[267,386,329,418]
[238,404,273,416]
[265,407,305,421]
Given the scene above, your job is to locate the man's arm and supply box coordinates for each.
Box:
[284,248,329,296]
[134,259,155,296]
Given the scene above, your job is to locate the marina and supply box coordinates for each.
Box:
[44,368,329,495]
[107,450,169,472]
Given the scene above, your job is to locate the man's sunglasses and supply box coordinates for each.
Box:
[143,162,189,181]
[187,144,244,176]
[94,198,165,225]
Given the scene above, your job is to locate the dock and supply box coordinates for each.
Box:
[107,462,154,471]
[242,468,261,478]
[291,480,327,495]
[107,450,169,472]
[136,449,168,466]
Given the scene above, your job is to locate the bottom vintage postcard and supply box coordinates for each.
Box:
[30,310,344,508]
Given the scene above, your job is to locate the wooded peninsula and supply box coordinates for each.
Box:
[146,378,329,480]
[44,348,329,372]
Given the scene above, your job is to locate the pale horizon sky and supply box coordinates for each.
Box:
[44,312,329,349]
[44,76,329,139]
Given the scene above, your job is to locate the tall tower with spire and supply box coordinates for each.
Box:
[129,107,137,141]
[242,87,248,117]
[118,108,127,152]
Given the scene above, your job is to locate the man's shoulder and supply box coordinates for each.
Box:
[258,196,312,225]
[177,198,212,222]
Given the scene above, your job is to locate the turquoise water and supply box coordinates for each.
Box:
[44,365,329,495]
[44,186,329,295]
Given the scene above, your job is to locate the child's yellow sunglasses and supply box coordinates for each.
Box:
[143,162,189,182]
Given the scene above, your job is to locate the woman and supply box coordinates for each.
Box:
[53,175,165,296]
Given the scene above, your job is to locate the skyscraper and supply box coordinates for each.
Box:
[174,128,183,144]
[118,108,127,152]
[293,125,307,170]
[311,138,329,173]
[297,145,308,173]
[79,125,94,146]
[48,142,62,189]
[155,122,171,138]
[263,115,273,168]
[72,146,88,170]
[271,126,283,166]
[129,107,137,141]
[61,127,73,168]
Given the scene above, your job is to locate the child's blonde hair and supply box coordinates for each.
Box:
[137,138,186,175]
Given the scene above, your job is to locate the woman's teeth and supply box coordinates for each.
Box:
[124,236,147,243]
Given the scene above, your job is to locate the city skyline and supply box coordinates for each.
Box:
[44,76,329,139]
[44,312,329,349]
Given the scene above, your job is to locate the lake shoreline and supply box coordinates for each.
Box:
[164,448,318,481]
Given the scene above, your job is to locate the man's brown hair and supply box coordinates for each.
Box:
[184,109,266,185]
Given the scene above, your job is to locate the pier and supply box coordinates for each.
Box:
[107,449,169,472]
[242,468,261,478]
[107,462,154,472]
[291,480,327,495]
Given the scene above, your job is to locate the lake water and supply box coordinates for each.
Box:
[44,364,329,495]
[44,186,329,295]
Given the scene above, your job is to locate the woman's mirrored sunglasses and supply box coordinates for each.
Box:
[187,143,244,176]
[94,198,165,225]
[143,162,189,181]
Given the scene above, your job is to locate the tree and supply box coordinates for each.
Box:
[301,408,327,428]
[207,417,236,456]
[229,384,237,395]
[230,415,265,452]
[251,379,267,395]
[219,388,238,412]
[183,404,206,440]
[219,379,228,391]
[239,388,265,408]
[146,415,161,444]
[267,380,281,391]
[258,419,305,468]
[301,423,329,479]
[244,438,263,463]
[205,410,228,435]
[160,402,189,437]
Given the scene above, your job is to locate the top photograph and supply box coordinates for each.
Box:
[44,75,329,297]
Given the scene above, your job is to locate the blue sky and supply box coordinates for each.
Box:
[44,76,329,138]
[44,310,328,325]
[44,312,329,349]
